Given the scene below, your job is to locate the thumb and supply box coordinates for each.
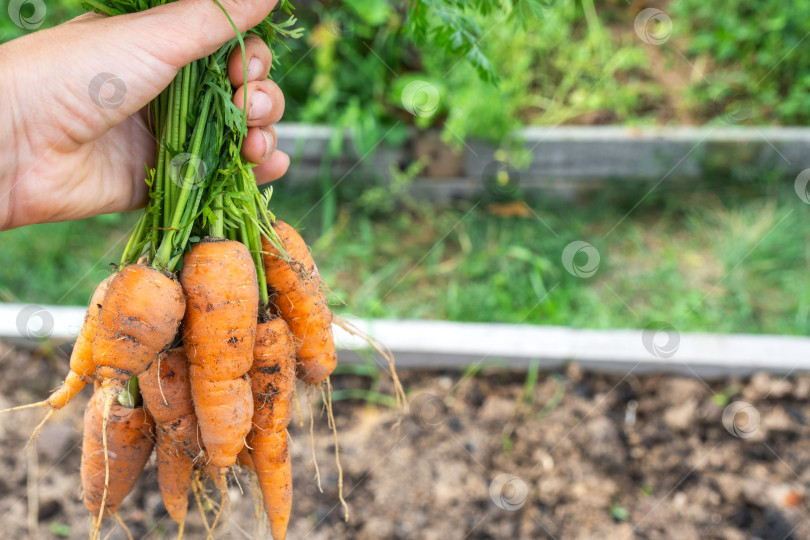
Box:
[132,0,280,68]
[37,0,278,143]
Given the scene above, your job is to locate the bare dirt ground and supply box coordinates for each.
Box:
[0,340,808,539]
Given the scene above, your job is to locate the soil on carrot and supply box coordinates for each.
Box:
[0,341,808,539]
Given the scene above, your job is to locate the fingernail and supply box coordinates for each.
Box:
[250,91,272,120]
[261,127,276,161]
[247,57,262,80]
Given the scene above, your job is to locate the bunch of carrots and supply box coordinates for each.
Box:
[3,0,404,538]
[70,219,365,539]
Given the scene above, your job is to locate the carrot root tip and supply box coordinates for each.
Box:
[325,378,349,522]
[26,408,56,448]
[0,401,50,413]
[333,315,407,412]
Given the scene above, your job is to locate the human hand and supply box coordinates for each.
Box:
[0,0,289,230]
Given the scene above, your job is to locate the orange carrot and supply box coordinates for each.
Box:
[93,265,185,393]
[180,239,257,468]
[262,221,337,384]
[250,433,291,535]
[250,319,296,433]
[247,318,297,540]
[80,387,155,517]
[140,348,200,458]
[155,432,195,531]
[89,264,184,537]
[140,348,200,527]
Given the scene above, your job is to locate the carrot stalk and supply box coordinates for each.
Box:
[154,91,212,271]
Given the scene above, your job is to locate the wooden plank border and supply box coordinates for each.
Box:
[2,304,807,379]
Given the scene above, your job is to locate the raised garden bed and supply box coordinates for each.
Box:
[3,303,810,378]
[276,124,810,200]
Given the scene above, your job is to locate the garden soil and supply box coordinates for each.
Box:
[0,341,807,539]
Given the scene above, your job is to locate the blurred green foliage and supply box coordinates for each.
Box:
[3,0,807,139]
[278,0,656,150]
[671,0,810,124]
[0,0,83,42]
[423,0,654,144]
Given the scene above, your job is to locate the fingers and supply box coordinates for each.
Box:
[232,79,285,127]
[240,126,289,183]
[228,35,272,86]
[252,150,291,185]
[228,36,284,182]
[241,125,277,164]
[66,0,287,180]
[151,2,288,185]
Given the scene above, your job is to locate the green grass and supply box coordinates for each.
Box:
[4,182,806,337]
[0,212,138,305]
[291,185,808,336]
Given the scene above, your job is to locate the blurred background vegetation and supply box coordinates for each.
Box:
[5,0,809,135]
[2,0,809,336]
